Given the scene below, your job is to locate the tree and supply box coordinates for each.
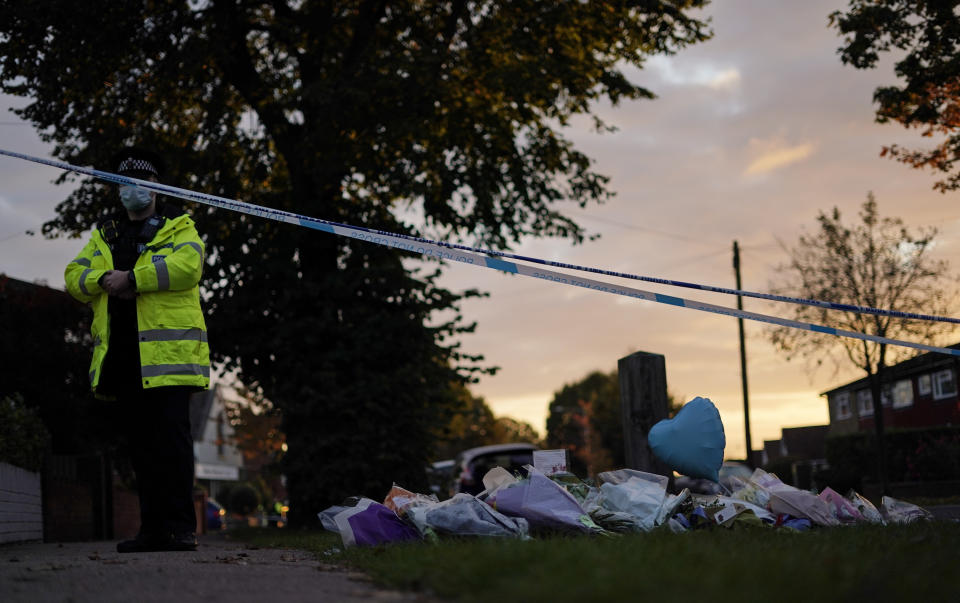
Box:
[546,369,682,477]
[0,1,710,524]
[223,381,286,467]
[489,416,541,447]
[546,370,621,476]
[432,382,540,461]
[830,1,960,192]
[768,194,956,492]
[222,381,287,505]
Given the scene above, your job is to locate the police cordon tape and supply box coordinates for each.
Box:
[10,146,958,326]
[8,146,957,323]
[3,146,959,358]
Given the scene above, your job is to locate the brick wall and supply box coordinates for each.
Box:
[40,455,207,542]
[113,486,140,540]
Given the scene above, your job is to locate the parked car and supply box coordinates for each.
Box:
[673,461,754,495]
[451,443,538,497]
[426,459,456,499]
[206,499,226,531]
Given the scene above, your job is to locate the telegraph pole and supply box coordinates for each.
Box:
[733,241,754,467]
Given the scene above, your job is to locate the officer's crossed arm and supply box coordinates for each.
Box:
[64,239,108,303]
[130,227,205,293]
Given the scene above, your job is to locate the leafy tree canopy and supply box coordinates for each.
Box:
[433,382,540,461]
[0,0,710,523]
[545,368,679,477]
[831,1,960,191]
[546,370,621,476]
[223,381,286,468]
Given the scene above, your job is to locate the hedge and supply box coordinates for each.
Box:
[0,393,50,472]
[817,426,960,492]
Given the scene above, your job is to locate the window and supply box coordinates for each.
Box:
[880,384,892,407]
[891,380,914,409]
[933,369,957,400]
[856,389,873,416]
[834,392,852,420]
[918,374,932,396]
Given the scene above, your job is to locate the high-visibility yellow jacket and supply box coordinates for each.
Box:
[65,210,210,394]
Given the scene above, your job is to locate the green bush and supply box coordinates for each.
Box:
[228,482,261,515]
[0,393,50,472]
[214,482,235,507]
[888,428,960,481]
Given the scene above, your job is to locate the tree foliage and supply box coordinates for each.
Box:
[768,194,955,377]
[223,381,286,468]
[0,0,710,523]
[432,383,540,461]
[830,1,960,191]
[546,370,621,476]
[545,369,680,477]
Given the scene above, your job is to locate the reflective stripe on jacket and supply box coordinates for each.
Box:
[64,212,210,393]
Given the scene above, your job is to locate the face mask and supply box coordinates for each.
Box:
[119,185,153,211]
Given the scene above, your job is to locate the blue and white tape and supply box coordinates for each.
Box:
[3,147,959,357]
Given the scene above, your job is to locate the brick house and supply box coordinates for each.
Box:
[821,345,960,435]
[760,425,829,466]
[759,425,830,489]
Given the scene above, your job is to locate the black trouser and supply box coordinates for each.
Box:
[118,386,196,537]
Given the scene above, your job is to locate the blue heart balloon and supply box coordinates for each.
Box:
[648,396,726,482]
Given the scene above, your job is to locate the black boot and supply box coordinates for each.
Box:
[165,531,198,551]
[116,532,168,553]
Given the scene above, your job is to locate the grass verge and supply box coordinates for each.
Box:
[234,522,960,603]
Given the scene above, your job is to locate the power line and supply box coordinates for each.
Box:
[566,210,722,247]
[0,230,30,244]
[657,248,728,272]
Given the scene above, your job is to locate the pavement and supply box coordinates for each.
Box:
[3,509,957,603]
[0,533,434,603]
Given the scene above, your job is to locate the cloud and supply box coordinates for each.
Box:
[744,141,816,176]
[645,56,742,91]
[704,69,742,91]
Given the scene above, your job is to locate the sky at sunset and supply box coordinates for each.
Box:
[2,0,959,460]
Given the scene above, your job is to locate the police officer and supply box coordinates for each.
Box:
[65,148,210,552]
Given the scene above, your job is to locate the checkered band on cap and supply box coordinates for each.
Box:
[117,157,159,176]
